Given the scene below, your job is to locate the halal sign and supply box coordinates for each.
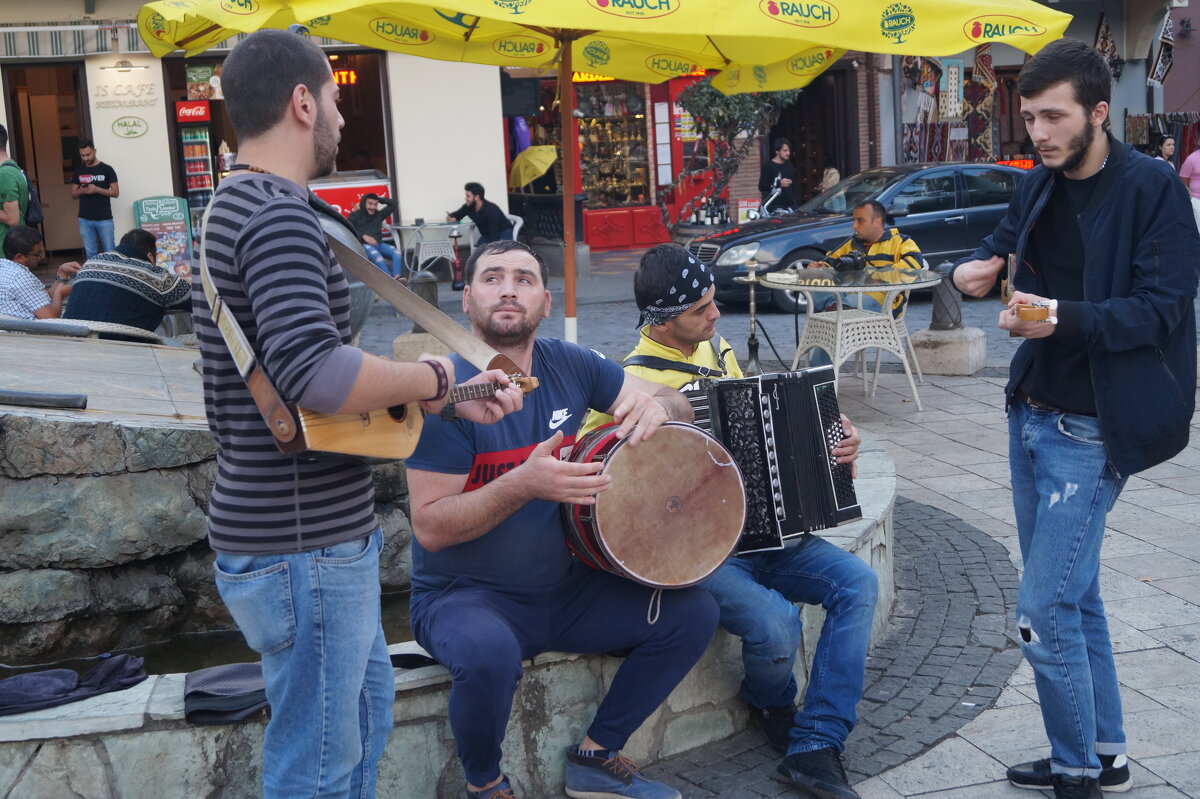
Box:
[112,116,148,138]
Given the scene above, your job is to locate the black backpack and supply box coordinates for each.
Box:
[1,162,44,226]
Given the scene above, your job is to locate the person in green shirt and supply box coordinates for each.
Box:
[0,124,29,246]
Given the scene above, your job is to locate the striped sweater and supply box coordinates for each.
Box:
[193,173,374,554]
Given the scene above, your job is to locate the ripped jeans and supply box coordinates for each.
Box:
[1009,398,1128,779]
[699,536,878,753]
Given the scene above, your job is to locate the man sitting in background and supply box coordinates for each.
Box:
[62,228,190,339]
[805,200,924,366]
[0,225,80,320]
[347,192,402,277]
[447,182,513,245]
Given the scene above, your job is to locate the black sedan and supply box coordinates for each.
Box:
[687,163,1026,312]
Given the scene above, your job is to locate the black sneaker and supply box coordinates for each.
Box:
[776,747,860,799]
[752,703,797,754]
[1007,756,1132,793]
[1051,774,1102,799]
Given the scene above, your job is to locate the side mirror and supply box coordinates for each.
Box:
[887,205,909,218]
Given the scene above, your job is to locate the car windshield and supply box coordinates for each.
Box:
[801,171,907,215]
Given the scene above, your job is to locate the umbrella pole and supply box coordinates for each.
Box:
[559,43,578,343]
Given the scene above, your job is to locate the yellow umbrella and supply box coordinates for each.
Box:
[139,0,1073,340]
[508,145,558,190]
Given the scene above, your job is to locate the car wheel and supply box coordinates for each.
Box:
[771,249,825,314]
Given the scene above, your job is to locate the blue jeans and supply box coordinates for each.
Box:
[804,293,884,368]
[476,226,514,246]
[1009,399,1128,779]
[364,241,402,278]
[700,536,878,753]
[214,529,395,798]
[410,562,718,787]
[78,218,115,260]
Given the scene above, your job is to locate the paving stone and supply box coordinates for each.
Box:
[647,498,1022,787]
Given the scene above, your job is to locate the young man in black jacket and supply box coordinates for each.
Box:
[952,38,1199,799]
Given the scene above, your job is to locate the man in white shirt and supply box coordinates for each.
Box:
[0,226,80,319]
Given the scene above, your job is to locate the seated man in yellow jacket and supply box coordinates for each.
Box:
[804,199,923,366]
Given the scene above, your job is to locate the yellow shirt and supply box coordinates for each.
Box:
[825,227,924,314]
[579,328,744,437]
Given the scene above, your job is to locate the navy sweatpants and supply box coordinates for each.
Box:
[410,561,719,787]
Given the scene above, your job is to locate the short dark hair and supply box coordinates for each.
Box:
[222,29,332,141]
[854,200,887,221]
[119,228,158,261]
[3,225,43,260]
[1018,38,1111,118]
[362,192,379,203]
[634,244,695,312]
[77,138,95,150]
[464,182,485,199]
[772,137,792,155]
[0,123,8,152]
[464,239,548,285]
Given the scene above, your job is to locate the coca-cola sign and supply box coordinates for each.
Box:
[176,101,210,123]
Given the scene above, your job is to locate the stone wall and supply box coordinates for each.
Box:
[0,408,413,665]
[0,438,896,799]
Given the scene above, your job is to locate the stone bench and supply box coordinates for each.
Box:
[0,435,895,798]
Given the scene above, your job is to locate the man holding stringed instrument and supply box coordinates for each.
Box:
[192,30,524,799]
[582,244,873,799]
[405,239,718,799]
[951,39,1197,799]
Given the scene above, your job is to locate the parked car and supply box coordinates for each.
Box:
[687,163,1027,312]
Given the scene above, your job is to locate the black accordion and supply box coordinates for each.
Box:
[687,367,861,553]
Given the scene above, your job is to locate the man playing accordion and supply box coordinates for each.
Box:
[582,243,875,799]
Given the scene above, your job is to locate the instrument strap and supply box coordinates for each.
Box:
[622,336,729,379]
[325,235,523,377]
[197,203,299,445]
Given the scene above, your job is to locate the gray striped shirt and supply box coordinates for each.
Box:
[194,173,375,554]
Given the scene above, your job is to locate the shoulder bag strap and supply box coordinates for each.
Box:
[196,203,299,445]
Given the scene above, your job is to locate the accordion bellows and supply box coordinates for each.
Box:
[690,368,862,553]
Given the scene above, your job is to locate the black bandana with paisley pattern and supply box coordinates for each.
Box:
[636,254,715,328]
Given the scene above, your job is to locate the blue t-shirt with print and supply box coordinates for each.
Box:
[407,338,624,594]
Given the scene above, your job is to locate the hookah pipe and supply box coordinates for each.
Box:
[449,227,465,291]
[739,259,765,376]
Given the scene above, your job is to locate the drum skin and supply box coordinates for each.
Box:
[566,422,746,588]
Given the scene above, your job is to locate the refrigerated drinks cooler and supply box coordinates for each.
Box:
[175,100,215,250]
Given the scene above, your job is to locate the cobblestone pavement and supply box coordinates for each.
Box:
[638,498,1023,797]
[360,252,1200,798]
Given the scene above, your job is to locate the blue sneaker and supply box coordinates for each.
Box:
[564,746,680,799]
[467,776,515,798]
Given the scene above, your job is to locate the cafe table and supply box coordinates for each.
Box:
[757,267,942,411]
[385,220,475,275]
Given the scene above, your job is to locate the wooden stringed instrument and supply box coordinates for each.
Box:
[277,375,539,462]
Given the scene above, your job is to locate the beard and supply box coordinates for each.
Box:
[1047,119,1095,174]
[470,300,542,348]
[313,103,340,178]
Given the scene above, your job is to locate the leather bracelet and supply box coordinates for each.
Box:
[421,359,449,402]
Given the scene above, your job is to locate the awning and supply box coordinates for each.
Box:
[0,20,344,60]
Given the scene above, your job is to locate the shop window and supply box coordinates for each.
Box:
[575,81,649,209]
